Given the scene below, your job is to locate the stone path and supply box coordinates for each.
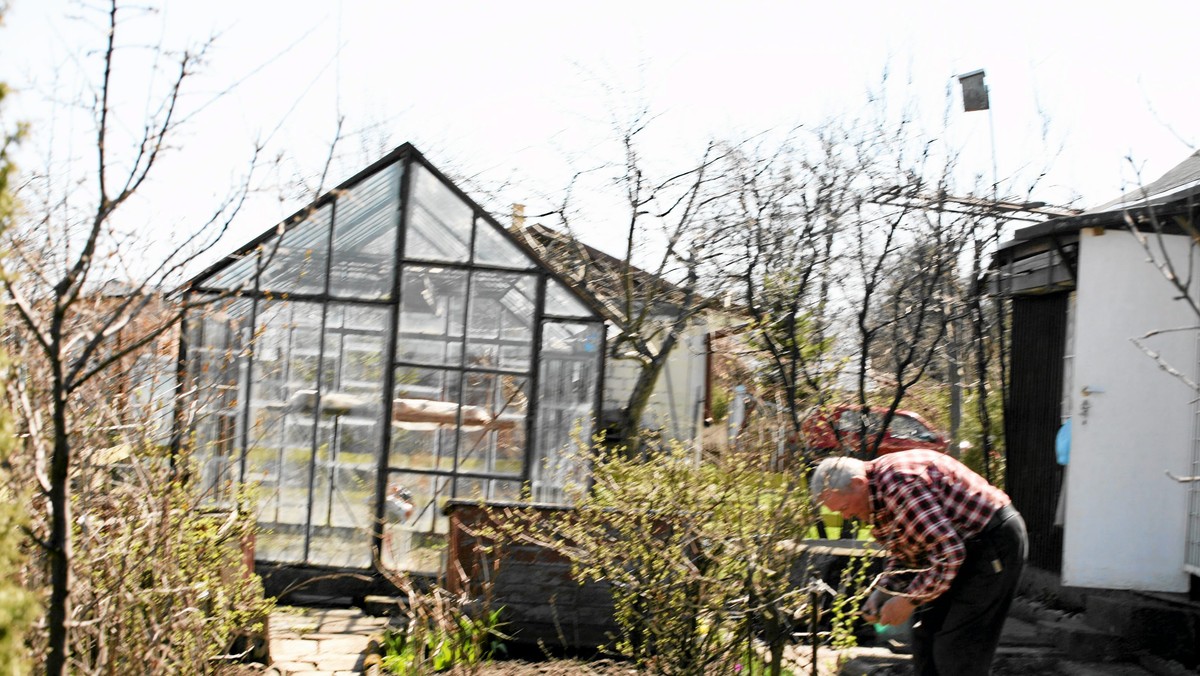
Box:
[263,607,393,676]
[253,603,1183,676]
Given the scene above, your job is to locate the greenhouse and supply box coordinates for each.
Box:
[181,145,605,574]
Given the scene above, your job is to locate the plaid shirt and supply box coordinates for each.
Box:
[866,450,1010,603]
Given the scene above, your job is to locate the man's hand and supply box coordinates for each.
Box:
[877,596,916,626]
[860,589,888,623]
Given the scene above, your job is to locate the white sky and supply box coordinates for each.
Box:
[2,0,1198,266]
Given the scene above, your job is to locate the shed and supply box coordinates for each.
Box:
[992,150,1200,593]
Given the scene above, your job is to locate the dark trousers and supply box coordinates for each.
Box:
[911,506,1028,676]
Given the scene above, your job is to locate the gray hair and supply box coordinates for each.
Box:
[809,457,867,500]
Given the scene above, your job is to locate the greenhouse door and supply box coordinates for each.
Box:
[240,301,388,570]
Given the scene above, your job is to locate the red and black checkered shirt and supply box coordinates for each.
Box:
[865,450,1011,602]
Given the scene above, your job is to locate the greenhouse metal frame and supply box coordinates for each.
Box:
[180,144,605,574]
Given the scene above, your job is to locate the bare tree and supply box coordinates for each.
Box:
[721,89,1034,481]
[518,110,737,457]
[718,129,857,463]
[0,2,288,671]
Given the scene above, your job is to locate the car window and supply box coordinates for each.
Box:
[835,409,883,435]
[834,410,861,432]
[889,414,932,440]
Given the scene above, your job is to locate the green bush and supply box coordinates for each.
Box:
[376,569,507,676]
[41,453,273,674]
[0,499,35,675]
[380,606,506,674]
[495,440,818,676]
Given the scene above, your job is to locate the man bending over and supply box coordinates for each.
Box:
[810,450,1027,675]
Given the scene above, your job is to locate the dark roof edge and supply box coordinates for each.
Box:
[1009,199,1196,244]
[179,144,608,324]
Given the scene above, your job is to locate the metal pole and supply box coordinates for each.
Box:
[958,69,1001,482]
[985,84,999,483]
[810,584,820,676]
[988,96,999,203]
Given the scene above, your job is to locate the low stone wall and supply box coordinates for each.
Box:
[444,500,617,651]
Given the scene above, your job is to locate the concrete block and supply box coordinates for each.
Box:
[1138,654,1197,676]
[1041,617,1132,662]
[1057,661,1157,675]
[992,646,1060,672]
[1086,595,1200,665]
[1000,616,1056,647]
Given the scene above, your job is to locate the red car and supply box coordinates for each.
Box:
[801,404,949,456]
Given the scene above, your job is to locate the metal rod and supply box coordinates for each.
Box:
[294,196,340,562]
[810,584,819,676]
[988,94,999,204]
[373,152,410,567]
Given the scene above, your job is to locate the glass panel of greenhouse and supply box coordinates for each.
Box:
[183,145,604,573]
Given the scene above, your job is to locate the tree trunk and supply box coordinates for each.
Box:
[971,293,995,482]
[947,315,962,458]
[46,388,71,676]
[616,351,671,460]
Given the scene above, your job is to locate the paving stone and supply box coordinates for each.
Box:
[317,617,389,631]
[270,638,322,660]
[318,626,384,637]
[313,609,362,620]
[268,662,319,673]
[271,618,321,632]
[313,653,363,671]
[271,613,318,626]
[304,632,372,641]
[315,636,373,653]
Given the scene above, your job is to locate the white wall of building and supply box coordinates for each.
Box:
[602,318,710,444]
[1063,228,1195,591]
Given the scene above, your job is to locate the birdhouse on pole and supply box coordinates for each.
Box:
[958,69,989,112]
